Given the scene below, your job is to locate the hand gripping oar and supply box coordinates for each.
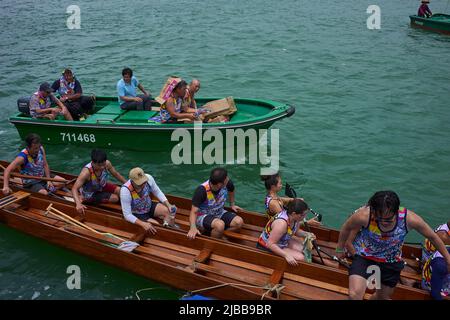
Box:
[285,183,322,222]
[45,203,139,252]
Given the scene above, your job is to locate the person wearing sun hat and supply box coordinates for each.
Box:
[418,0,433,18]
[28,82,73,120]
[120,167,177,234]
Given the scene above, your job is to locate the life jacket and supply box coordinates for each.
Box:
[264,195,284,218]
[258,210,300,249]
[19,147,45,185]
[80,162,108,200]
[197,180,227,217]
[353,207,408,263]
[58,76,76,96]
[123,180,153,215]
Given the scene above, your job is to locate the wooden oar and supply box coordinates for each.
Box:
[315,245,350,269]
[0,164,74,184]
[45,203,140,252]
[0,191,31,209]
[285,183,322,222]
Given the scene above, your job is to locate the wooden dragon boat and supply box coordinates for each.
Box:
[0,160,437,300]
[0,191,434,300]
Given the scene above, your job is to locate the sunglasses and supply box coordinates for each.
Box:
[375,214,397,223]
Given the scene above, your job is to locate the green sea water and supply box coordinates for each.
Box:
[1,0,450,299]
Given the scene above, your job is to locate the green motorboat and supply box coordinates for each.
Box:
[10,96,295,151]
[410,14,450,35]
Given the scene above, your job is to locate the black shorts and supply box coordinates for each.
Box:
[134,202,158,221]
[202,211,237,233]
[349,255,405,288]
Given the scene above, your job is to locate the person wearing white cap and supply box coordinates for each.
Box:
[120,167,177,233]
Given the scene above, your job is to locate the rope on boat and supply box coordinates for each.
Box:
[181,282,285,300]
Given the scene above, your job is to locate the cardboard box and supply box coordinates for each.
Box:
[200,96,237,121]
[155,76,182,105]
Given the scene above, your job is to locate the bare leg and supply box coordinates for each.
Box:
[227,215,243,233]
[153,203,171,224]
[109,193,119,203]
[210,218,225,238]
[370,284,395,300]
[349,274,367,300]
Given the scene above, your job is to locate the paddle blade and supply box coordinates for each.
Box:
[285,183,297,198]
[117,241,139,252]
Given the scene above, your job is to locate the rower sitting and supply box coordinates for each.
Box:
[187,168,243,240]
[2,133,66,195]
[72,149,127,214]
[29,82,73,121]
[257,198,315,266]
[120,167,177,234]
[418,0,432,18]
[155,80,198,123]
[261,172,321,227]
[421,220,450,300]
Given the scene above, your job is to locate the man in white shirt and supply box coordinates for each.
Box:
[120,167,176,233]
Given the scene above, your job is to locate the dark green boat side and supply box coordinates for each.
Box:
[410,14,450,35]
[9,96,295,151]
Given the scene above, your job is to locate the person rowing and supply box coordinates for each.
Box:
[72,149,127,214]
[418,0,433,18]
[336,190,450,300]
[257,198,316,266]
[261,172,321,227]
[120,167,177,234]
[421,220,450,300]
[2,133,66,195]
[187,168,243,240]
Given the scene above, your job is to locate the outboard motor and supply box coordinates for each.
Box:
[17,97,31,115]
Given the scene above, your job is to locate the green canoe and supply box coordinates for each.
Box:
[10,96,295,151]
[410,14,450,35]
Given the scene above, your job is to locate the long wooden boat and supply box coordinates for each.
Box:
[0,191,435,300]
[410,14,450,35]
[9,96,295,151]
[0,160,436,300]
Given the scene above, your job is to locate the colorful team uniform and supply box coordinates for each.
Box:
[349,207,409,288]
[17,147,46,185]
[258,209,300,249]
[353,207,408,263]
[80,162,116,204]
